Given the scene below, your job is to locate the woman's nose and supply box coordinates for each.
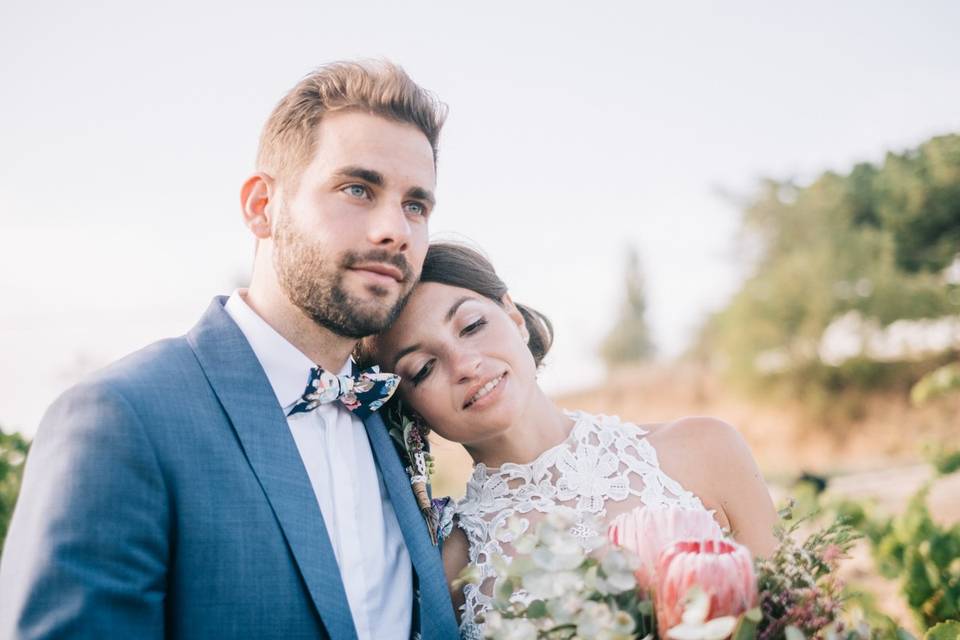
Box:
[453,351,483,384]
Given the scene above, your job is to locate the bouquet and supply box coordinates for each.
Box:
[475,504,868,640]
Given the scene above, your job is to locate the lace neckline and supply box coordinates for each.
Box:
[470,409,587,477]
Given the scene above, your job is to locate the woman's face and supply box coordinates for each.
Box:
[371,282,539,445]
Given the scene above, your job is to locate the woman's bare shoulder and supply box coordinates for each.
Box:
[645,415,743,447]
[645,416,778,556]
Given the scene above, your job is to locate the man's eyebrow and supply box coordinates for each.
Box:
[334,166,384,186]
[392,296,475,369]
[405,186,436,207]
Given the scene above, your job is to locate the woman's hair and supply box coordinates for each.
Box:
[416,242,554,366]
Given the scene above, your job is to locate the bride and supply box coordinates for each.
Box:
[365,242,778,637]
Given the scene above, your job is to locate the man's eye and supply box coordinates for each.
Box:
[343,184,369,199]
[461,318,487,336]
[403,201,426,216]
[411,360,434,386]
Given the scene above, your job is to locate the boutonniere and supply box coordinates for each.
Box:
[384,400,452,545]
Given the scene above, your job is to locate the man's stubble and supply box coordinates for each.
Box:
[272,209,416,339]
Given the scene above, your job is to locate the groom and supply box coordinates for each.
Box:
[0,61,458,639]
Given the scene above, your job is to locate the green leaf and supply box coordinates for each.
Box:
[731,608,760,640]
[526,599,547,619]
[923,621,960,640]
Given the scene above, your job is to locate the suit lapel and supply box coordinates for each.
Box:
[187,298,358,640]
[363,412,460,639]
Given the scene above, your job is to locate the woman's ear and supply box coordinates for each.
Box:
[501,293,530,343]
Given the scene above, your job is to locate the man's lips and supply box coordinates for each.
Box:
[349,263,404,282]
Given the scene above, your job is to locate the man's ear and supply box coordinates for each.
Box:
[240,173,276,240]
[501,293,530,343]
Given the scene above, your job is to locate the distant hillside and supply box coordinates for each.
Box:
[430,363,958,497]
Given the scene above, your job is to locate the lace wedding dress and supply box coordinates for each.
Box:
[452,410,716,639]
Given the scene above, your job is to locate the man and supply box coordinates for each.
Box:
[0,60,459,639]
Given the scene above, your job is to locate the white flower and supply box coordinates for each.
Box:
[483,616,538,640]
[546,592,583,624]
[521,568,583,599]
[575,601,615,639]
[666,587,738,640]
[596,550,637,594]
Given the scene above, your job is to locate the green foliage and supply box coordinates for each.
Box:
[923,621,960,640]
[600,246,656,369]
[928,448,960,476]
[0,428,30,550]
[911,363,960,407]
[755,506,862,639]
[701,134,960,404]
[838,460,960,632]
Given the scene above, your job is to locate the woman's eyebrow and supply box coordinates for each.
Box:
[444,296,473,322]
[392,296,476,369]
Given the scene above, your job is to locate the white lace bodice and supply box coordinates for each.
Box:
[453,410,714,639]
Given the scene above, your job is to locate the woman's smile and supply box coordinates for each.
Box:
[463,372,507,410]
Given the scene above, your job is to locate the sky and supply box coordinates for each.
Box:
[2,0,959,436]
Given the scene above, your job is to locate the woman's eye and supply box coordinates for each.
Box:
[460,318,487,336]
[411,360,435,386]
[343,184,369,199]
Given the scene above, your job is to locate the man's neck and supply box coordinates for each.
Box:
[241,286,357,372]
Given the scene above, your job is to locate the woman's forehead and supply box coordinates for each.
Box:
[379,283,484,354]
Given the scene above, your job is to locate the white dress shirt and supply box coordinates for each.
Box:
[225,291,413,640]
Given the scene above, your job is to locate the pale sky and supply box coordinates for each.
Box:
[2,0,959,436]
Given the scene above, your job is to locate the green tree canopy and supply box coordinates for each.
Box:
[701,134,960,401]
[1,428,30,550]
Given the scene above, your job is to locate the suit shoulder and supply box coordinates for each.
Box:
[51,335,202,422]
[83,335,199,393]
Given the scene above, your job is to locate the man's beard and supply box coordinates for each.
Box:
[272,213,415,339]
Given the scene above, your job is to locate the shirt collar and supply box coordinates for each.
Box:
[224,290,354,411]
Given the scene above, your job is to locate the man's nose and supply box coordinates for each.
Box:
[367,200,413,250]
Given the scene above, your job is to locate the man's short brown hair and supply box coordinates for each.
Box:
[257,60,447,187]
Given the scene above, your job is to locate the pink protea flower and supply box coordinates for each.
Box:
[655,538,758,634]
[608,506,725,591]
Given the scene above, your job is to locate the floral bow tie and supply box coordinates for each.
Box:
[288,363,399,420]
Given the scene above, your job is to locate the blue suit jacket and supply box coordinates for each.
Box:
[0,297,459,639]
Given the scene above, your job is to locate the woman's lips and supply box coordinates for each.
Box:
[464,372,507,410]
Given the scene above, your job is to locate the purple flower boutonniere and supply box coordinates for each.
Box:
[384,400,452,545]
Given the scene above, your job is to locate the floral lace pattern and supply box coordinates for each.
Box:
[454,411,712,639]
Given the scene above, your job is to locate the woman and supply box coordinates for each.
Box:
[365,242,778,637]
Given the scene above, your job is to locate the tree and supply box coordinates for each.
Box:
[700,134,960,403]
[0,427,30,550]
[600,247,656,369]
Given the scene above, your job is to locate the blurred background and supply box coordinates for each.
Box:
[1,0,958,635]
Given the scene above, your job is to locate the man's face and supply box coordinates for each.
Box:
[271,110,437,338]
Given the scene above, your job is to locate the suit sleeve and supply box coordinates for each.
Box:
[0,383,169,639]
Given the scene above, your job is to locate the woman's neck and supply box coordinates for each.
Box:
[464,390,572,469]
